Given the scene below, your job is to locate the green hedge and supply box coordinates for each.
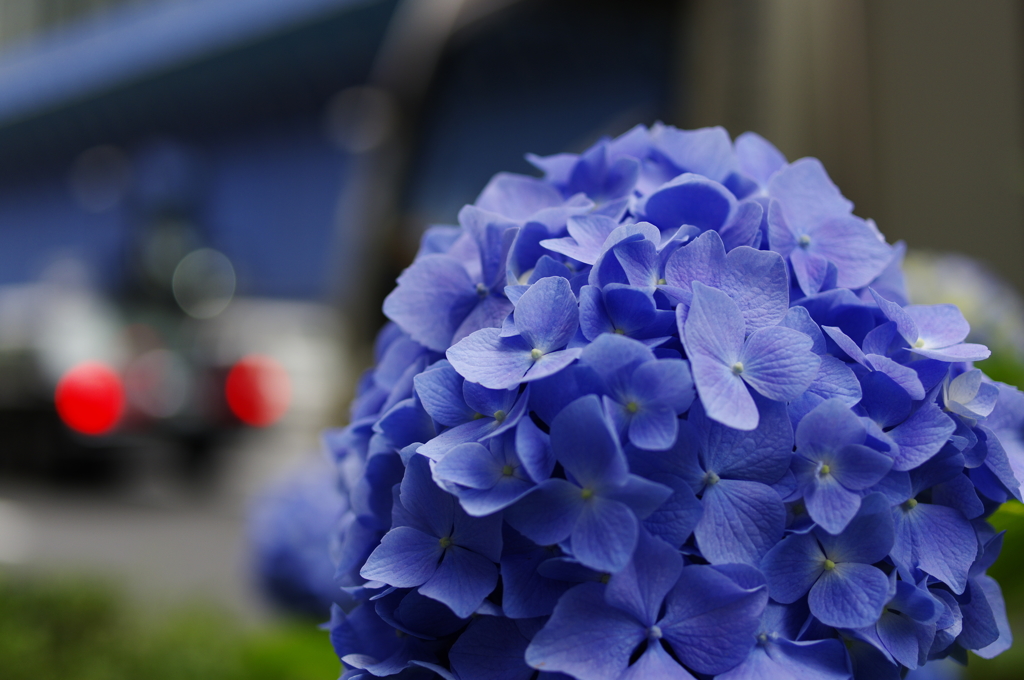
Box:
[0,573,339,680]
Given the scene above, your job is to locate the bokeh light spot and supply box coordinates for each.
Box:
[55,361,125,435]
[225,354,291,427]
[172,248,236,319]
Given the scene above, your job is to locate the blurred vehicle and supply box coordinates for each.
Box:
[0,260,345,488]
[0,0,397,488]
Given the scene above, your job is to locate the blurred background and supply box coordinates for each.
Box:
[0,0,1021,678]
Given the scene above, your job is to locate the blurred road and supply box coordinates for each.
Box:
[0,426,325,623]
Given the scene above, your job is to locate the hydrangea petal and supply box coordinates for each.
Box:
[892,502,976,594]
[790,248,834,295]
[434,442,502,489]
[419,545,498,618]
[735,131,787,186]
[515,276,579,353]
[905,305,970,349]
[865,354,926,400]
[830,444,893,491]
[805,472,863,535]
[808,562,889,628]
[446,329,534,390]
[653,125,737,182]
[414,362,474,427]
[551,394,628,488]
[913,343,991,363]
[974,575,1013,658]
[660,565,767,675]
[721,246,790,332]
[605,530,683,625]
[632,358,695,412]
[360,526,443,587]
[740,326,820,402]
[695,479,785,566]
[627,401,681,451]
[876,610,928,669]
[621,643,695,680]
[822,325,869,366]
[525,583,644,680]
[815,494,894,565]
[504,478,584,545]
[516,416,554,483]
[400,455,454,537]
[383,255,478,352]
[693,397,793,483]
[417,418,499,461]
[475,172,564,221]
[451,503,503,560]
[683,283,758,429]
[523,348,583,384]
[612,239,660,287]
[572,496,639,573]
[810,216,893,290]
[760,532,826,604]
[796,397,868,453]
[719,200,764,250]
[449,616,535,680]
[767,158,852,233]
[540,214,618,265]
[602,285,658,335]
[663,228,726,290]
[889,404,956,471]
[641,173,736,234]
[500,529,570,619]
[456,476,534,517]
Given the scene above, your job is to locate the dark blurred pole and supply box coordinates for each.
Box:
[328,0,521,351]
[685,0,1023,292]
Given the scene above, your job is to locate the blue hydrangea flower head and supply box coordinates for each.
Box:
[321,124,1022,679]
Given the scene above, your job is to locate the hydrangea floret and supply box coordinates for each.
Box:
[324,123,1021,679]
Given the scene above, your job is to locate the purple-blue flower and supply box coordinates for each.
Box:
[504,395,671,573]
[579,334,694,450]
[526,531,767,679]
[447,276,582,390]
[360,455,501,617]
[761,494,895,628]
[682,281,819,430]
[792,399,894,533]
[320,123,1020,679]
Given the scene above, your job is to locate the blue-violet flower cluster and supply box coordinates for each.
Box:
[325,124,1021,680]
[248,455,346,618]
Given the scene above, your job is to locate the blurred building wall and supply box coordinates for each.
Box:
[686,0,1024,291]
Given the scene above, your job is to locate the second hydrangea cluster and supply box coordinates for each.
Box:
[326,124,1021,679]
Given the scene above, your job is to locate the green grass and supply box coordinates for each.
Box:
[0,572,340,680]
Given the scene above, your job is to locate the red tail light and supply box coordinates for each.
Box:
[225,354,291,427]
[55,361,125,435]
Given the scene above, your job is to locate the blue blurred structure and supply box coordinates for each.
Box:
[0,0,680,305]
[0,0,397,299]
